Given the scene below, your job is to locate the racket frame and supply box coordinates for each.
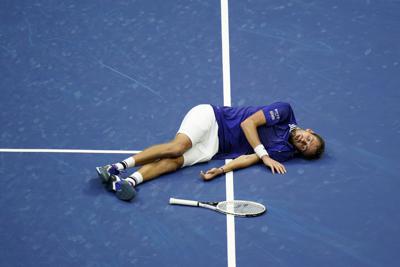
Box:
[169,198,266,217]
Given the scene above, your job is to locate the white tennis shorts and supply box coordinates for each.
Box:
[177,104,219,167]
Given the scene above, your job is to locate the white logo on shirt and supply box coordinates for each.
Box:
[289,124,298,132]
[269,109,280,121]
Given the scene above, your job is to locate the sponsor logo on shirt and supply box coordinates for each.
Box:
[289,124,298,132]
[269,109,280,121]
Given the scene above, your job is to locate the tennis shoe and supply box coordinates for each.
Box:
[96,164,120,190]
[115,179,137,201]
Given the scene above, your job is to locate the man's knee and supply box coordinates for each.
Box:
[165,135,191,157]
[165,143,189,157]
[160,157,183,171]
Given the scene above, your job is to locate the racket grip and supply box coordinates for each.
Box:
[169,198,199,207]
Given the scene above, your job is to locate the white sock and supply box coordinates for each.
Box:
[114,163,125,170]
[114,157,136,170]
[126,172,143,187]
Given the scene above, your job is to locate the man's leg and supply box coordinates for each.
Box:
[96,134,191,194]
[98,133,191,178]
[126,156,184,185]
[132,134,191,166]
[105,104,210,173]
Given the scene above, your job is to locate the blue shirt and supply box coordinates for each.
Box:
[211,102,297,162]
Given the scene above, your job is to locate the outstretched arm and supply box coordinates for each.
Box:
[200,154,260,181]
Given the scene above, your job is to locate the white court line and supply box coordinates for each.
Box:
[225,161,236,267]
[0,148,141,154]
[221,0,232,108]
[220,0,236,267]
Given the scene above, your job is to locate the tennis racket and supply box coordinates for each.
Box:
[169,197,266,217]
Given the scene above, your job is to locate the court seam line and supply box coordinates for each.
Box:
[220,0,236,267]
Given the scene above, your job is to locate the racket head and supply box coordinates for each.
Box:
[216,200,266,217]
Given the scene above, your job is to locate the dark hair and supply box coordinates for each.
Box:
[303,133,325,160]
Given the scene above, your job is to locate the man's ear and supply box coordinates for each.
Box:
[306,128,315,133]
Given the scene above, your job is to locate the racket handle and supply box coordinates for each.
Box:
[169,198,199,207]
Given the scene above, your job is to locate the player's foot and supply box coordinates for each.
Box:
[96,165,120,191]
[96,164,120,190]
[115,179,137,201]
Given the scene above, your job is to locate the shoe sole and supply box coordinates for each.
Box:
[96,166,110,183]
[115,181,136,201]
[96,166,115,191]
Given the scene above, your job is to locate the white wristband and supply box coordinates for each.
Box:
[254,144,269,159]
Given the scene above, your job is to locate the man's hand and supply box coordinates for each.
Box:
[261,156,287,174]
[200,168,224,181]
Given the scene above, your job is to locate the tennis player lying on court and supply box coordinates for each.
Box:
[96,102,325,201]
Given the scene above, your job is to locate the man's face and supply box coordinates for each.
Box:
[290,128,320,157]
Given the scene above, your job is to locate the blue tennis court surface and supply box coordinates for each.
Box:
[1,0,399,266]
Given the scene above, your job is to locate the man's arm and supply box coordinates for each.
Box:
[240,110,287,174]
[240,110,266,148]
[200,154,260,181]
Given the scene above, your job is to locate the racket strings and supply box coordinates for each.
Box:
[218,201,265,216]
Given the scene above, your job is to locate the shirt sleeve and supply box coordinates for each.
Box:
[261,102,293,127]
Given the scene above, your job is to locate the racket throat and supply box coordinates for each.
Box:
[198,203,217,210]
